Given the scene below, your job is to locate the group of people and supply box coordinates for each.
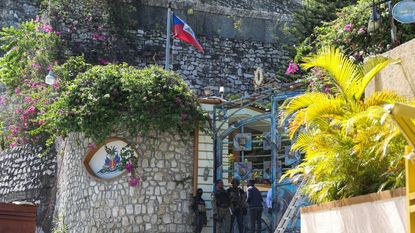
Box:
[193,178,270,233]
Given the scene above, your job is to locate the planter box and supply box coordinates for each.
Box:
[300,188,406,233]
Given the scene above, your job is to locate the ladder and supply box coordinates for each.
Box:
[274,178,307,233]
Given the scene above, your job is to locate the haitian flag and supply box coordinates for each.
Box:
[172,14,204,53]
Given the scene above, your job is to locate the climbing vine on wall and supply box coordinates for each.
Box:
[0,19,205,150]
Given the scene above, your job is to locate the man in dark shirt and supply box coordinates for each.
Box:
[212,179,231,233]
[227,178,246,233]
[246,179,263,233]
[192,188,207,233]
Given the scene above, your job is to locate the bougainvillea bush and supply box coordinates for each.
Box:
[46,64,204,144]
[285,0,415,91]
[0,20,205,151]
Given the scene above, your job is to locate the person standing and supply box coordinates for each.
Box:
[192,188,207,233]
[246,180,263,233]
[212,179,231,233]
[227,178,246,233]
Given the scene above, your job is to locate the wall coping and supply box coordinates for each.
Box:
[300,187,405,214]
[140,0,292,20]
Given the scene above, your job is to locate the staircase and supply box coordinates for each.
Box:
[274,178,307,233]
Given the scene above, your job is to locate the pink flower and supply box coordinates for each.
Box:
[26,106,36,114]
[44,99,50,105]
[125,161,133,172]
[38,120,45,125]
[15,108,23,114]
[34,15,40,23]
[128,176,141,187]
[10,142,17,148]
[15,87,21,95]
[344,23,353,32]
[55,31,62,36]
[92,32,106,41]
[53,80,60,89]
[23,96,33,103]
[41,24,53,33]
[98,58,109,65]
[285,61,299,75]
[87,143,97,150]
[358,27,366,35]
[0,95,7,105]
[32,82,40,88]
[31,63,41,69]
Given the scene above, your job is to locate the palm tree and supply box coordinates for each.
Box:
[282,47,408,204]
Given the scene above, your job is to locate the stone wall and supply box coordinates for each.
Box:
[0,145,57,233]
[200,0,296,13]
[54,133,195,233]
[0,0,38,28]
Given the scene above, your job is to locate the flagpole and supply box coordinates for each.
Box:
[164,2,172,71]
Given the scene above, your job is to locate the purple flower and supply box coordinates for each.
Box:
[15,108,23,114]
[181,112,188,121]
[285,61,299,75]
[34,15,40,23]
[344,23,353,32]
[358,27,366,35]
[55,31,62,36]
[128,176,141,187]
[125,161,133,173]
[15,87,21,95]
[175,96,182,105]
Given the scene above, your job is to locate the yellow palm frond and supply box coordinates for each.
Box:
[301,47,359,101]
[282,92,329,119]
[363,90,408,108]
[355,56,400,100]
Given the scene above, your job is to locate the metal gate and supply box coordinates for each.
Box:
[210,88,303,232]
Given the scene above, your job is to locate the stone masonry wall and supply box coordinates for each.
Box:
[54,133,195,233]
[0,0,38,28]
[0,145,57,233]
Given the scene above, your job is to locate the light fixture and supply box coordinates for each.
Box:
[45,70,55,85]
[203,86,212,97]
[368,3,381,32]
[219,86,225,98]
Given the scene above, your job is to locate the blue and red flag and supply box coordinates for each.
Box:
[172,14,204,53]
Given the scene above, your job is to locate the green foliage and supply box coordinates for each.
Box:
[0,20,204,150]
[294,0,415,62]
[0,20,60,90]
[47,64,205,144]
[285,0,357,47]
[283,47,408,204]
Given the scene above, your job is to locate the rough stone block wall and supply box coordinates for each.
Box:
[131,30,290,95]
[54,133,195,233]
[0,145,57,233]
[200,0,295,13]
[0,0,38,28]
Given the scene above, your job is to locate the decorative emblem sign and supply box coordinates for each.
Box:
[233,133,252,151]
[392,0,415,23]
[83,137,138,181]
